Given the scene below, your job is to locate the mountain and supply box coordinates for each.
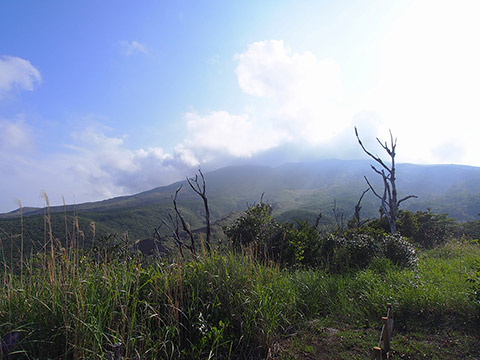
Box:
[1,160,480,245]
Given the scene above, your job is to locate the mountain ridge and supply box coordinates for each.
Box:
[1,160,479,237]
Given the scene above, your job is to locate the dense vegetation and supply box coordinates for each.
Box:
[1,198,480,359]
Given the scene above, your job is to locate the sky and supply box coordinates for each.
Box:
[1,0,479,212]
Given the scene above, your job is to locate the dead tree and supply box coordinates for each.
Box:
[159,169,211,257]
[314,212,322,229]
[157,186,196,258]
[187,169,211,250]
[353,188,370,228]
[172,185,196,254]
[355,127,417,234]
[156,220,194,258]
[332,199,345,231]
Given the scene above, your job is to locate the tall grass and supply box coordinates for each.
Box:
[1,215,479,359]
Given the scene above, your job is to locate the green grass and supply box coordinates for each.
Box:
[1,241,479,359]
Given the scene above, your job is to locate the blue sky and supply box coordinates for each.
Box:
[1,0,479,212]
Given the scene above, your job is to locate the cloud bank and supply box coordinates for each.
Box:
[174,40,350,167]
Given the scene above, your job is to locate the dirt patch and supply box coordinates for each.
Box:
[266,320,480,360]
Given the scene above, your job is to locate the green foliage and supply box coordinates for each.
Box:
[320,228,417,273]
[466,259,480,306]
[366,210,456,249]
[2,242,480,359]
[396,209,418,238]
[279,220,323,267]
[382,233,418,267]
[455,218,480,241]
[321,232,379,273]
[224,203,418,272]
[224,202,279,252]
[224,203,323,267]
[398,210,455,248]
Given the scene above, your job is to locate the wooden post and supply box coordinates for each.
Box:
[382,317,390,352]
[387,303,394,338]
[372,346,382,360]
[373,304,394,359]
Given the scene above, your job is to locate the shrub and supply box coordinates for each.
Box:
[224,203,322,267]
[364,210,455,249]
[408,211,455,248]
[320,229,416,273]
[320,232,379,273]
[453,219,480,242]
[225,203,417,272]
[224,202,282,261]
[375,210,457,248]
[381,233,417,267]
[275,220,323,267]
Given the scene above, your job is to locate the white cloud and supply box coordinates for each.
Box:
[175,40,349,167]
[0,122,193,211]
[236,40,348,144]
[181,111,283,161]
[120,40,148,55]
[0,56,41,98]
[66,127,167,194]
[71,126,134,172]
[236,40,342,102]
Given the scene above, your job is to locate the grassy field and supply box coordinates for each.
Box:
[1,239,479,359]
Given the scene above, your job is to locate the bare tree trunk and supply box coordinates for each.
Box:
[332,199,344,231]
[172,185,196,255]
[355,127,417,234]
[353,188,370,227]
[187,169,211,250]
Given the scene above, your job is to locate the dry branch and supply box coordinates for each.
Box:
[355,127,417,234]
[186,169,211,250]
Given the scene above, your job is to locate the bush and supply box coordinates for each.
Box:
[364,210,455,249]
[467,259,480,307]
[224,203,280,250]
[330,233,379,272]
[276,220,323,267]
[224,203,322,267]
[225,203,417,272]
[320,229,417,273]
[382,233,417,267]
[454,219,480,242]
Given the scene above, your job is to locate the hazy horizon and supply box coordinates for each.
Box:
[1,0,479,212]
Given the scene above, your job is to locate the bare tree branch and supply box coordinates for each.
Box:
[355,127,390,172]
[157,218,196,258]
[172,185,196,255]
[353,188,370,227]
[314,212,322,229]
[187,169,211,250]
[397,194,418,207]
[332,198,345,230]
[355,127,416,234]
